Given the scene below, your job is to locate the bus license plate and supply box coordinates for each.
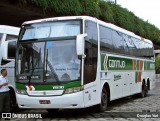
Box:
[39,100,51,104]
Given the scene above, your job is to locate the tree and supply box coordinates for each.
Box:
[18,0,160,47]
[99,1,114,23]
[155,56,160,73]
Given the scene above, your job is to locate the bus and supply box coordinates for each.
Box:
[15,16,155,112]
[0,25,20,110]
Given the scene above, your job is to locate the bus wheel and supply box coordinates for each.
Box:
[147,79,150,90]
[140,83,148,98]
[47,109,59,115]
[9,89,18,112]
[99,87,108,112]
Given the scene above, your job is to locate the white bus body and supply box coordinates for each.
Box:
[15,16,155,112]
[0,25,20,108]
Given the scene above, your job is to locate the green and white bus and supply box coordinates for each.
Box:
[15,16,155,112]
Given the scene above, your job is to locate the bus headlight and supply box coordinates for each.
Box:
[16,89,27,95]
[64,86,83,94]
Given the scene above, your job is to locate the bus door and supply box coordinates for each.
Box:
[83,20,98,106]
[122,72,131,96]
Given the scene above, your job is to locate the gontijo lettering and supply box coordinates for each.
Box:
[109,59,125,68]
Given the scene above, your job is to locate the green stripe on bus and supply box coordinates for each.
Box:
[101,54,133,70]
[16,80,81,91]
[136,60,140,70]
[101,54,155,71]
[107,56,133,70]
[101,54,105,70]
[16,83,27,90]
[144,61,155,70]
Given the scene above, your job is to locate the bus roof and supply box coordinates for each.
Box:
[0,25,20,35]
[22,16,91,25]
[144,39,153,45]
[22,16,153,45]
[22,16,135,36]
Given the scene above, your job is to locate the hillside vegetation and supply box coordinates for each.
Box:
[19,0,160,45]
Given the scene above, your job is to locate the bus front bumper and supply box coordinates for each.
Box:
[16,91,84,109]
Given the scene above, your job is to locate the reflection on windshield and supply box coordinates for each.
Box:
[16,40,81,84]
[20,42,44,74]
[46,40,80,82]
[21,21,80,40]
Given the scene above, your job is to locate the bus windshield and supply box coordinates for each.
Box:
[16,20,82,84]
[21,20,81,40]
[16,40,81,84]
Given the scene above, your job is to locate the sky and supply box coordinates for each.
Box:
[109,0,160,29]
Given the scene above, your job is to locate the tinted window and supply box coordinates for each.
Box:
[139,41,146,57]
[100,25,113,52]
[124,36,136,56]
[131,37,154,59]
[84,21,98,84]
[142,42,154,59]
[148,43,154,58]
[85,21,98,43]
[99,25,154,60]
[8,41,16,59]
[0,33,3,40]
[112,30,125,53]
[123,34,130,54]
[6,34,17,41]
[0,33,3,44]
[132,38,140,56]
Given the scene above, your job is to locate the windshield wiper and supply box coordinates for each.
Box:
[28,48,41,84]
[45,49,61,83]
[20,38,39,41]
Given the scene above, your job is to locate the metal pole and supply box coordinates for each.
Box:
[115,0,117,4]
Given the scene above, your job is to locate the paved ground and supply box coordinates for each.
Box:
[1,79,160,121]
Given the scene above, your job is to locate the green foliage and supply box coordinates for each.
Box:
[18,0,160,46]
[79,0,101,18]
[99,1,114,23]
[110,3,134,30]
[30,0,82,15]
[31,0,50,12]
[155,56,160,71]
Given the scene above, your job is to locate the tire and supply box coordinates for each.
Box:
[140,83,148,98]
[9,90,18,112]
[98,87,108,112]
[147,80,150,90]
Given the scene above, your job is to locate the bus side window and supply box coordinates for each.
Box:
[5,34,17,41]
[1,41,16,66]
[148,44,154,59]
[99,25,113,52]
[84,20,98,84]
[112,30,125,54]
[123,35,136,56]
[8,41,16,59]
[0,33,3,44]
[123,34,130,55]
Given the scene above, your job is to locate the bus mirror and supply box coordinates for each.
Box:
[76,34,87,56]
